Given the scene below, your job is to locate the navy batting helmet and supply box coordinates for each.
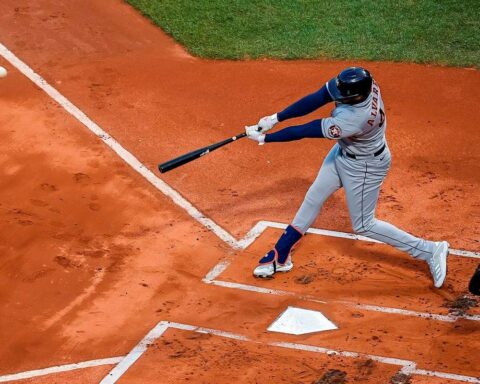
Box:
[327,67,373,104]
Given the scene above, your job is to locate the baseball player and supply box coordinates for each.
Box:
[245,67,449,288]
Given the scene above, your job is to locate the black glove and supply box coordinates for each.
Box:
[468,264,480,296]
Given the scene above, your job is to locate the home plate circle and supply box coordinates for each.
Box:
[267,306,338,335]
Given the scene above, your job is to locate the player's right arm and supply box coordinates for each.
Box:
[245,112,360,144]
[256,84,333,132]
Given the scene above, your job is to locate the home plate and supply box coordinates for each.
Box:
[267,306,338,335]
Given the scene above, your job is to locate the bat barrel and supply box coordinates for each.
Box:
[158,132,246,173]
[158,146,209,173]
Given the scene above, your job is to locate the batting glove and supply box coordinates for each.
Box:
[257,113,278,133]
[245,125,265,145]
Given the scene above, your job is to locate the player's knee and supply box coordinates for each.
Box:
[352,217,376,234]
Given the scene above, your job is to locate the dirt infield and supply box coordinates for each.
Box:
[0,0,479,383]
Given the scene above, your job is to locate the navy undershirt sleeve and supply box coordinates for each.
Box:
[265,119,324,143]
[277,85,332,122]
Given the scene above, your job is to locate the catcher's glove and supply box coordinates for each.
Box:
[468,264,480,296]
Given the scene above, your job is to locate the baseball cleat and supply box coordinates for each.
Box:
[253,258,293,278]
[426,241,449,288]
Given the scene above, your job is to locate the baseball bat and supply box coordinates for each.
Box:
[158,132,247,173]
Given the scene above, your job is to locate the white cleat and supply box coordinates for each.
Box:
[426,241,449,288]
[253,259,293,278]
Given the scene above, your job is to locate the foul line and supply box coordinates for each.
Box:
[0,357,123,383]
[100,321,480,383]
[0,42,239,249]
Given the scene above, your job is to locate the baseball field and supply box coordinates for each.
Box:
[0,1,479,383]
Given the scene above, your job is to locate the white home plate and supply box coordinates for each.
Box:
[267,306,338,335]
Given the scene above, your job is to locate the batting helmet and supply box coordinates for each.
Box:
[327,67,373,104]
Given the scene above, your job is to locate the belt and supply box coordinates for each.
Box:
[344,144,386,160]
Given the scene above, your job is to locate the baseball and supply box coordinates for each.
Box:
[0,66,7,78]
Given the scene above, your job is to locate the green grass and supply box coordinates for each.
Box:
[125,0,479,67]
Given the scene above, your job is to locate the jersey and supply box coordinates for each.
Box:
[321,81,386,156]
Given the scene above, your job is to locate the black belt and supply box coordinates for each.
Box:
[344,144,386,159]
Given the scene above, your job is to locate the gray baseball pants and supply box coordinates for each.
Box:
[292,144,434,259]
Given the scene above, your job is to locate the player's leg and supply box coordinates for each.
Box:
[253,145,342,278]
[291,145,343,233]
[337,150,449,287]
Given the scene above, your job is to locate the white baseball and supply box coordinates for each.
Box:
[0,66,8,78]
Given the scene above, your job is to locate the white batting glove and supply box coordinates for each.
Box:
[257,113,278,133]
[245,125,265,145]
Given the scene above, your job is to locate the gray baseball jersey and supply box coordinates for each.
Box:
[321,81,386,156]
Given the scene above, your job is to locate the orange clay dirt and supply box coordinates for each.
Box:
[0,1,479,383]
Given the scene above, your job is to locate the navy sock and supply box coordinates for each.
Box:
[258,225,303,265]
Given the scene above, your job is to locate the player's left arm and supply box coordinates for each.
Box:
[265,120,325,142]
[245,112,359,144]
[245,119,324,144]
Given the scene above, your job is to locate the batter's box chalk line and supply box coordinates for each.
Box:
[1,321,478,383]
[1,41,479,384]
[0,357,124,383]
[96,321,479,384]
[204,220,480,324]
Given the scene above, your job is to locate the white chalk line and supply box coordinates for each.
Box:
[204,220,480,323]
[99,322,170,384]
[203,278,327,303]
[242,221,480,259]
[0,357,124,383]
[100,321,480,383]
[2,42,479,382]
[354,303,480,322]
[0,42,239,250]
[204,278,480,323]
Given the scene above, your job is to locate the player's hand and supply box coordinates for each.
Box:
[245,125,265,145]
[257,113,278,133]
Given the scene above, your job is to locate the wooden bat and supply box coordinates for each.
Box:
[158,132,247,173]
